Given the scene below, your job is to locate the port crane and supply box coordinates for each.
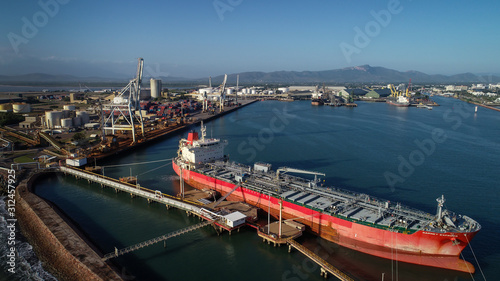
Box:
[219,74,227,112]
[102,58,145,143]
[276,167,325,182]
[389,81,411,99]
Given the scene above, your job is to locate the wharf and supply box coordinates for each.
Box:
[59,165,254,258]
[92,100,258,161]
[60,165,203,213]
[207,200,258,221]
[258,221,303,246]
[469,101,500,112]
[256,220,353,280]
[287,239,354,281]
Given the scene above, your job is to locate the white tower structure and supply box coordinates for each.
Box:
[219,74,227,112]
[150,78,162,98]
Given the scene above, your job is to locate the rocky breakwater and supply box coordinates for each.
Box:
[15,172,124,281]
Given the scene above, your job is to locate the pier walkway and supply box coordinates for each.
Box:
[59,166,202,213]
[287,239,354,281]
[102,220,214,260]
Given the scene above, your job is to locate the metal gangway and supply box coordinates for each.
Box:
[102,220,215,260]
[287,239,354,281]
[211,182,242,208]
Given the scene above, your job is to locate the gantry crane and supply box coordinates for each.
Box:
[219,74,227,112]
[102,58,145,143]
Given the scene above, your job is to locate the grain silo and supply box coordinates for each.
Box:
[76,111,90,124]
[45,111,62,128]
[73,116,82,127]
[150,78,162,98]
[61,118,73,128]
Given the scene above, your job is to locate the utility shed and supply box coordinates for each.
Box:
[223,212,247,228]
[66,157,87,167]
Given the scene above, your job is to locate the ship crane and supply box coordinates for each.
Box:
[276,167,325,182]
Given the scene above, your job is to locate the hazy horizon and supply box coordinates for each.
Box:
[1,1,499,79]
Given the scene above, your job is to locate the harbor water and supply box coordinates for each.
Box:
[3,97,499,280]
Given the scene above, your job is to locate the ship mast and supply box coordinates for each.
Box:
[436,195,445,221]
[200,121,206,141]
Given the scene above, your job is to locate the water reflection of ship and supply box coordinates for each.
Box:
[311,98,324,106]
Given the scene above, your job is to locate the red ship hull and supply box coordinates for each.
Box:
[173,161,477,273]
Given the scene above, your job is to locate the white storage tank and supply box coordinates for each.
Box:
[13,103,31,113]
[63,105,76,111]
[76,111,90,124]
[62,109,71,118]
[199,88,213,95]
[226,88,233,95]
[251,89,257,95]
[278,87,289,93]
[61,118,73,128]
[45,111,62,128]
[73,116,82,127]
[150,78,162,98]
[0,104,13,112]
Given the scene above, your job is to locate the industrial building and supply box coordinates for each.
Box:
[43,109,92,130]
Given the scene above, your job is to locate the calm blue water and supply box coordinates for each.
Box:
[3,97,499,280]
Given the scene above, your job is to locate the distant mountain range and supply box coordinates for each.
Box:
[1,65,499,85]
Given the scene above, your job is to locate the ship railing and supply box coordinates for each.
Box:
[309,184,436,221]
[385,206,435,221]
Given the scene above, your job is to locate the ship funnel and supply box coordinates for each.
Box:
[187,131,199,145]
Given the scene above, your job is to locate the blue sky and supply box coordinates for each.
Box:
[1,0,499,79]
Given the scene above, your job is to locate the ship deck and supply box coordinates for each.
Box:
[191,160,479,235]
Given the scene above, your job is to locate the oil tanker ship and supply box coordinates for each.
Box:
[172,124,480,273]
